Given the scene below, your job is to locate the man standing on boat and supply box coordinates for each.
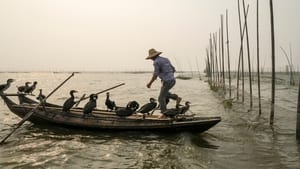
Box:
[146,48,182,115]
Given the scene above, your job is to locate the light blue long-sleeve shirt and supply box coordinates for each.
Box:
[153,56,175,82]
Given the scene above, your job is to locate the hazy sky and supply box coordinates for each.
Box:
[0,0,299,72]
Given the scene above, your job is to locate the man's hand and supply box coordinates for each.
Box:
[147,74,157,88]
[146,82,152,88]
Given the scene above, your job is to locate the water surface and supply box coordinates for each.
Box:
[0,72,299,169]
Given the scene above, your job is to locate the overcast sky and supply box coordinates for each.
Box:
[0,0,299,72]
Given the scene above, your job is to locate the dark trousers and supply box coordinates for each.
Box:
[158,79,178,112]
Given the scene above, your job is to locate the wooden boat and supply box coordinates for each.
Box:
[0,94,221,133]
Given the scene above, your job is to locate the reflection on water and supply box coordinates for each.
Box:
[0,72,300,169]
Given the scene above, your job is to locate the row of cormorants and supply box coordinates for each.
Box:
[17,81,38,94]
[0,79,38,95]
[1,79,190,119]
[62,91,190,119]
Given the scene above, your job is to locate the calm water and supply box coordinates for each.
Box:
[0,72,300,169]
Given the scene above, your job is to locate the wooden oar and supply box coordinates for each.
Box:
[74,94,86,107]
[76,83,125,102]
[0,72,75,144]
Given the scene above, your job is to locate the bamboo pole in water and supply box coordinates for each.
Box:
[236,47,241,100]
[237,0,245,102]
[297,78,300,139]
[214,32,220,85]
[221,14,225,92]
[269,0,275,125]
[195,56,201,80]
[289,44,295,85]
[242,0,253,108]
[219,28,222,88]
[257,0,262,115]
[210,34,215,86]
[206,48,212,85]
[280,46,295,86]
[226,9,232,98]
[214,34,218,86]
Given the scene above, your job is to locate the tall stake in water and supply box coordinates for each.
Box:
[280,46,295,86]
[269,0,275,125]
[214,33,219,84]
[226,9,232,98]
[195,56,201,80]
[242,0,253,108]
[257,0,262,115]
[221,14,225,92]
[219,28,222,87]
[237,0,245,102]
[206,48,212,85]
[210,34,215,86]
[297,78,300,139]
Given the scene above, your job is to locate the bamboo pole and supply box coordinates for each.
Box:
[236,47,241,100]
[221,14,225,92]
[206,48,212,85]
[214,32,220,85]
[237,0,245,102]
[257,0,262,115]
[195,56,201,80]
[289,44,295,85]
[280,46,295,86]
[212,34,217,85]
[226,9,232,98]
[210,34,215,86]
[269,0,275,125]
[297,78,300,139]
[219,28,222,87]
[242,0,253,108]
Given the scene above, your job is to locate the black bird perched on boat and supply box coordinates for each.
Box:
[163,101,191,118]
[177,101,191,115]
[138,98,157,119]
[62,90,78,112]
[105,92,116,111]
[116,101,139,117]
[0,79,15,93]
[17,82,31,93]
[36,89,46,102]
[25,81,38,94]
[83,94,98,116]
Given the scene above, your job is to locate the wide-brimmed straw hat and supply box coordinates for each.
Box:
[146,48,162,60]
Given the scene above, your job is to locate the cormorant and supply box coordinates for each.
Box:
[83,94,98,116]
[0,79,14,93]
[127,100,139,111]
[62,90,78,112]
[116,101,139,117]
[138,98,157,119]
[25,81,38,94]
[105,92,116,111]
[17,82,31,93]
[163,101,191,118]
[177,101,191,115]
[36,89,46,102]
[36,89,46,109]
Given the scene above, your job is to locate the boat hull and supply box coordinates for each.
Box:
[1,94,221,132]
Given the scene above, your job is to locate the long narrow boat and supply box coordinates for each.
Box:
[0,94,221,133]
